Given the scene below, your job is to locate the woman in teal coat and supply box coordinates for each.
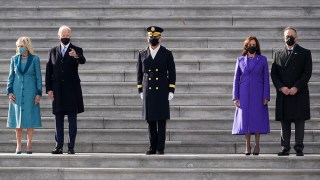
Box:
[6,37,42,154]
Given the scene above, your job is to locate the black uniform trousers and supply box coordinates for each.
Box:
[147,120,167,151]
[280,119,305,151]
[55,111,77,150]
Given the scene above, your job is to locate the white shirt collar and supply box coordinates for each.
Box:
[149,45,160,59]
[61,43,70,50]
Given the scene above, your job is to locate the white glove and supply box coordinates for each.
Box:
[140,93,143,100]
[168,92,174,100]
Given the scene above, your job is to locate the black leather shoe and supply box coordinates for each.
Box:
[278,149,290,156]
[296,150,304,156]
[68,149,75,154]
[51,147,63,154]
[157,150,164,155]
[145,148,156,155]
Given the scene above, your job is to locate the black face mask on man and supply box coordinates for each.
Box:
[61,38,71,45]
[286,36,295,46]
[247,46,257,54]
[149,38,159,46]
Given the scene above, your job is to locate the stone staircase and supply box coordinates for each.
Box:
[0,0,320,179]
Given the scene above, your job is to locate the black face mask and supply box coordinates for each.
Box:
[149,38,159,46]
[286,36,295,46]
[61,38,70,45]
[247,46,257,54]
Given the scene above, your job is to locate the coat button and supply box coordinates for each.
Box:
[156,87,159,90]
[149,69,151,72]
[149,78,151,80]
[156,78,158,80]
[156,69,158,71]
[149,87,152,90]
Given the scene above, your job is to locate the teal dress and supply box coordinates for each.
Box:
[6,54,42,128]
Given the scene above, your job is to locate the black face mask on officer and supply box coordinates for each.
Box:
[149,37,159,46]
[286,36,295,46]
[247,46,257,54]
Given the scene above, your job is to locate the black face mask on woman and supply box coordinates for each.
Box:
[149,38,159,46]
[247,46,257,54]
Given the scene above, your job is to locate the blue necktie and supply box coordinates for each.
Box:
[62,46,67,57]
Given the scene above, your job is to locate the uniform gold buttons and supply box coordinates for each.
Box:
[156,69,158,71]
[149,87,152,90]
[156,78,158,80]
[156,87,159,90]
[149,78,151,80]
[149,69,151,72]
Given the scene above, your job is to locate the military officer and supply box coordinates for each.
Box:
[136,26,176,155]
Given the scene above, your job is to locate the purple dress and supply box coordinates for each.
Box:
[232,54,270,135]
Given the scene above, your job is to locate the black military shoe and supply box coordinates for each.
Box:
[68,149,75,154]
[51,147,63,154]
[145,148,157,155]
[296,150,304,156]
[278,149,290,156]
[157,150,164,155]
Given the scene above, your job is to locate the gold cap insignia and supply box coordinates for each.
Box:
[151,26,155,32]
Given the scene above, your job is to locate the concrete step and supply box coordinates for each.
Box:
[1,105,320,119]
[1,116,320,130]
[3,57,320,72]
[0,140,320,154]
[2,69,319,83]
[1,82,320,95]
[0,26,318,39]
[1,37,319,49]
[1,0,318,6]
[4,93,320,107]
[2,47,320,61]
[2,81,320,95]
[1,167,319,180]
[1,16,320,27]
[0,5,319,17]
[0,127,319,142]
[1,153,320,168]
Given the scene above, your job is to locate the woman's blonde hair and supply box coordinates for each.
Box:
[16,37,34,55]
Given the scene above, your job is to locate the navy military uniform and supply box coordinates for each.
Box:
[136,26,176,154]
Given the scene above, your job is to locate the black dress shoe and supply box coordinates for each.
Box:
[278,149,290,156]
[68,149,75,154]
[51,147,63,154]
[157,150,164,155]
[296,150,304,156]
[145,148,156,155]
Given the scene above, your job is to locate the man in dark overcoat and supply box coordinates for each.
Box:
[46,25,86,154]
[271,27,312,156]
[136,26,176,155]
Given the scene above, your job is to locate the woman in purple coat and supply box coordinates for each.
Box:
[232,36,270,155]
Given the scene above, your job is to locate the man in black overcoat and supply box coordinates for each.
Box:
[271,27,312,156]
[136,26,176,155]
[46,25,86,154]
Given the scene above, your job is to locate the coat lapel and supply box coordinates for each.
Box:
[22,55,33,74]
[250,55,261,72]
[285,44,300,67]
[16,55,22,74]
[153,46,164,62]
[17,55,33,74]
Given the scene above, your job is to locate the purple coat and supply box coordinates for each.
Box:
[232,55,270,135]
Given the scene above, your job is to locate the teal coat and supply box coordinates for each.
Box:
[6,54,42,128]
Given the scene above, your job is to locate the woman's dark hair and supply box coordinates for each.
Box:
[241,36,261,56]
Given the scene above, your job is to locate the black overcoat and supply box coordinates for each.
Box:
[137,46,176,121]
[271,44,312,121]
[45,43,86,115]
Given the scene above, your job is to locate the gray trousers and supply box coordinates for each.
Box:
[280,119,305,151]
